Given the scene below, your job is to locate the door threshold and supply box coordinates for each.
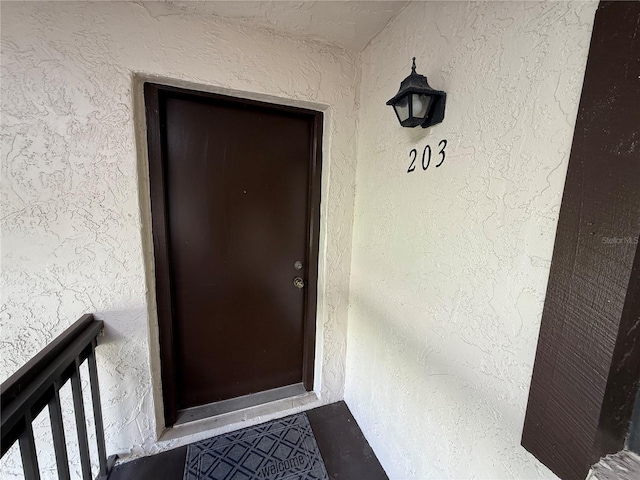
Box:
[175,383,307,425]
[159,390,319,443]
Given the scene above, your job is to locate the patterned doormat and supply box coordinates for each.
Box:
[183,412,329,480]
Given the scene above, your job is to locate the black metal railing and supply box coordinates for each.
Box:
[1,314,117,479]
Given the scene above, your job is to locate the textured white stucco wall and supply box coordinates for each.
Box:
[345,1,597,479]
[1,1,358,477]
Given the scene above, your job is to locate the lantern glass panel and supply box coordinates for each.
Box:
[394,96,410,122]
[412,93,432,120]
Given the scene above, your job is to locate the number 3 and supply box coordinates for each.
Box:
[436,139,447,167]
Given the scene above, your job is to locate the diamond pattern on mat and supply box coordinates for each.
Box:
[183,412,328,480]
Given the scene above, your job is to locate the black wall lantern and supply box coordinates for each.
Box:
[387,57,446,128]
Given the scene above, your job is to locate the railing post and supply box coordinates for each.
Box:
[48,381,71,480]
[87,339,108,476]
[1,316,113,479]
[18,411,40,480]
[71,357,92,480]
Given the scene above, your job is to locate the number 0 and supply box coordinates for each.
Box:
[422,145,431,170]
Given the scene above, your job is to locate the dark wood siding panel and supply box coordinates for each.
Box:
[596,244,640,455]
[521,2,640,480]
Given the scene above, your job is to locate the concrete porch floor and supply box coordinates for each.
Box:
[109,401,387,480]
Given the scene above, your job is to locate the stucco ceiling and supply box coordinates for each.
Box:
[163,1,410,51]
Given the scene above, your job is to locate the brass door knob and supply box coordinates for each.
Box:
[293,277,305,289]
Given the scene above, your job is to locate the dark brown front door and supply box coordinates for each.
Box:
[144,84,322,426]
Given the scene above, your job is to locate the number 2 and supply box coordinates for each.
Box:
[408,149,417,173]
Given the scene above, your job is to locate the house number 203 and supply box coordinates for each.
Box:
[407,139,447,173]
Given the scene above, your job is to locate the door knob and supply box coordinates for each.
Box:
[293,277,305,289]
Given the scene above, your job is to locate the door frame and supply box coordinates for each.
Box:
[143,82,323,427]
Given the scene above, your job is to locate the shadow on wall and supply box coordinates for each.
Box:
[91,308,158,454]
[347,262,532,471]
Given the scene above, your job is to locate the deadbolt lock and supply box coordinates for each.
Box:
[293,277,305,289]
[294,260,303,270]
